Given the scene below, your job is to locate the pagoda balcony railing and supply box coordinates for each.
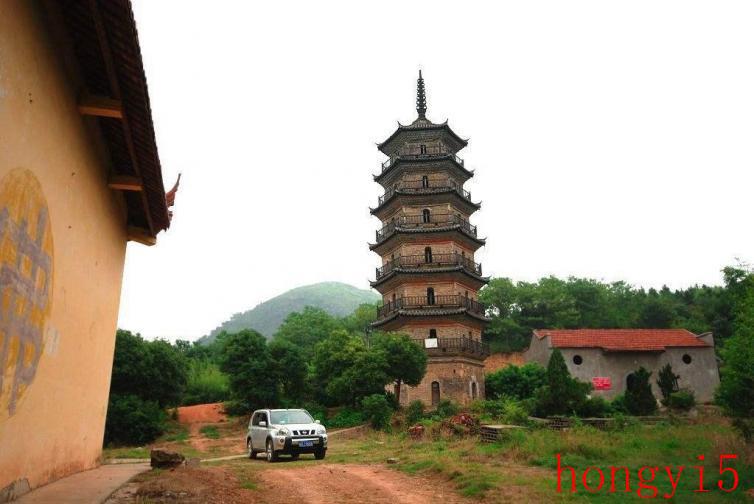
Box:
[376,295,487,319]
[411,336,490,358]
[376,252,482,280]
[377,179,472,206]
[381,149,465,172]
[375,214,477,243]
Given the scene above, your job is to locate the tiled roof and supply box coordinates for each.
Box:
[533,329,711,352]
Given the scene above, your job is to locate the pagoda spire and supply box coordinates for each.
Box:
[416,70,427,119]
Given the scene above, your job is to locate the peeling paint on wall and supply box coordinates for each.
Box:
[0,168,54,421]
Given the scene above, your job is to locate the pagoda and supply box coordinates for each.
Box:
[370,72,490,406]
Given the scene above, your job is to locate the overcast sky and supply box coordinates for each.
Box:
[118,0,754,341]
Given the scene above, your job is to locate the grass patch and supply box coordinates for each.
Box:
[200,425,221,439]
[103,446,150,459]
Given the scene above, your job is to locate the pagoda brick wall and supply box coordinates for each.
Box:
[398,360,485,406]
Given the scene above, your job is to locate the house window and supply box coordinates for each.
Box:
[682,354,692,365]
[471,382,478,399]
[429,329,437,339]
[573,355,583,365]
[422,175,429,188]
[424,247,433,263]
[422,209,431,223]
[427,287,435,305]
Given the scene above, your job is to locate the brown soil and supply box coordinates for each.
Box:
[108,464,471,504]
[255,463,470,504]
[177,402,227,424]
[107,467,253,504]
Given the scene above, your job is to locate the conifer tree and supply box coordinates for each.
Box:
[625,367,657,415]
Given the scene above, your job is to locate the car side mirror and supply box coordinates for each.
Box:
[259,421,267,427]
[315,419,321,424]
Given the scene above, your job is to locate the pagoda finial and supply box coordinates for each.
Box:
[416,70,427,119]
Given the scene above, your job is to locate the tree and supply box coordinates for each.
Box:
[485,363,547,400]
[716,264,754,441]
[109,330,188,408]
[219,330,279,413]
[340,302,380,336]
[656,363,679,405]
[313,330,390,406]
[273,307,340,361]
[371,332,427,404]
[268,339,307,402]
[533,349,590,416]
[625,367,657,415]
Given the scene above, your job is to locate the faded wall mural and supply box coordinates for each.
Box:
[0,169,54,421]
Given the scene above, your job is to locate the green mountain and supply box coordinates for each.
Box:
[199,282,379,344]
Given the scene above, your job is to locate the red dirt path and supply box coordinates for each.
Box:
[177,403,227,424]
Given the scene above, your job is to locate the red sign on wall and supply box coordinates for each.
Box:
[592,377,612,390]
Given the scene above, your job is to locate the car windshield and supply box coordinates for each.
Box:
[270,410,313,425]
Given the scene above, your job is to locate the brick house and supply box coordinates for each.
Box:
[524,329,720,402]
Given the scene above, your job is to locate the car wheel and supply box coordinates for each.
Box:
[266,439,278,463]
[314,448,326,460]
[247,438,257,459]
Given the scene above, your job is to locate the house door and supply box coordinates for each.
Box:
[431,381,440,406]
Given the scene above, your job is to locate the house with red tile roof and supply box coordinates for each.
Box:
[524,329,720,402]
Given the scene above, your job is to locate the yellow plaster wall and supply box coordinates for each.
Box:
[0,0,128,493]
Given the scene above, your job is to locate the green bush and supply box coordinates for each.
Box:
[406,400,425,425]
[485,363,547,400]
[533,349,591,417]
[610,394,629,414]
[434,399,459,419]
[182,361,230,406]
[501,399,530,425]
[576,396,613,418]
[667,390,696,411]
[625,367,658,416]
[325,408,364,429]
[302,403,327,423]
[361,394,393,430]
[384,391,400,411]
[104,394,165,446]
[223,400,251,417]
[656,363,680,405]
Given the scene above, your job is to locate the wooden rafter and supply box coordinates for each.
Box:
[108,175,143,191]
[88,0,156,238]
[78,94,123,118]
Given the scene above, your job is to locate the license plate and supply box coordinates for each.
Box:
[299,441,313,447]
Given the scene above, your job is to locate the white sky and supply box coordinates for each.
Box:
[118,0,754,341]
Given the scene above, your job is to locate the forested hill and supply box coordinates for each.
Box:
[199,282,379,344]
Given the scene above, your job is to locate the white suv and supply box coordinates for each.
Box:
[246,408,327,462]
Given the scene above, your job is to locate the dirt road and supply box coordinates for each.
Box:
[256,464,468,504]
[108,463,470,503]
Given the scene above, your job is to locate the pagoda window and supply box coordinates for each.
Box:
[420,144,427,154]
[427,287,435,305]
[424,247,433,263]
[429,329,437,339]
[421,175,429,188]
[422,209,431,223]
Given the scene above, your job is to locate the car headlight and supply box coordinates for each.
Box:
[317,427,326,435]
[277,428,290,436]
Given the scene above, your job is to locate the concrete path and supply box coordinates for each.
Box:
[16,463,149,504]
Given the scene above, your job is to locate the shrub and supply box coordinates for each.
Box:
[302,403,327,423]
[361,394,393,430]
[501,399,529,425]
[406,400,425,425]
[104,394,165,446]
[656,363,680,405]
[485,363,547,400]
[223,400,251,417]
[182,361,230,406]
[325,408,364,429]
[384,391,400,411]
[610,394,629,414]
[667,390,696,411]
[625,367,658,416]
[533,349,591,416]
[576,396,613,418]
[434,399,459,419]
